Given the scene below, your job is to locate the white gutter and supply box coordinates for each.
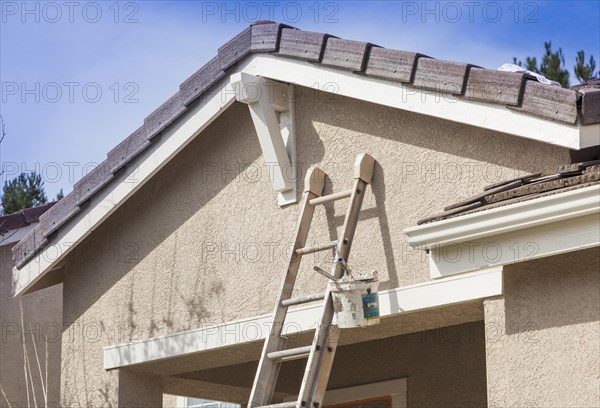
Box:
[103,267,502,370]
[405,185,600,278]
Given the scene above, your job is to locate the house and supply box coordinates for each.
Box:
[6,21,600,407]
[0,202,61,407]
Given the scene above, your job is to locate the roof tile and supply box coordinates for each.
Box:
[413,58,470,95]
[13,223,48,268]
[38,192,80,238]
[321,37,370,71]
[276,28,328,62]
[218,26,252,70]
[0,212,25,232]
[465,68,526,106]
[179,56,226,106]
[107,126,151,173]
[579,88,600,125]
[250,21,287,52]
[512,80,578,124]
[74,161,113,206]
[365,48,425,83]
[143,92,186,139]
[0,203,56,234]
[419,161,600,224]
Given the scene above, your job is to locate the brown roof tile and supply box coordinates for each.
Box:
[512,80,578,123]
[413,58,472,95]
[276,28,328,62]
[418,161,600,225]
[465,68,526,106]
[320,37,371,71]
[0,202,55,233]
[364,48,427,83]
[579,88,600,125]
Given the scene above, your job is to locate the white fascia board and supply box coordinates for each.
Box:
[13,62,246,296]
[103,267,502,370]
[404,185,600,248]
[1,224,36,247]
[243,54,595,150]
[405,185,600,278]
[580,124,600,148]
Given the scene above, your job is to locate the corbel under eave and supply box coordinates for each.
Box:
[230,72,297,206]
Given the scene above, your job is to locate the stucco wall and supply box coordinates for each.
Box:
[0,244,62,407]
[484,247,600,407]
[58,88,572,405]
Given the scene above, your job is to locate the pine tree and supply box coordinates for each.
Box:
[513,42,572,87]
[1,172,48,215]
[574,50,597,83]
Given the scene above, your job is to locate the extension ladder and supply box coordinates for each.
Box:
[248,154,376,408]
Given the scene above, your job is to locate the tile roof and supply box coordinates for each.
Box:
[417,160,600,225]
[12,21,600,269]
[0,202,56,233]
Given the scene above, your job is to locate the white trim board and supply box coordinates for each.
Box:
[103,267,502,370]
[245,54,596,150]
[15,52,598,295]
[405,185,600,278]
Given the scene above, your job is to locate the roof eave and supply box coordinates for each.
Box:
[404,184,600,278]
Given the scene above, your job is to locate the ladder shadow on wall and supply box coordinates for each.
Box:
[322,160,400,295]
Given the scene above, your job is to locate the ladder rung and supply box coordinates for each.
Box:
[258,403,298,408]
[281,293,325,307]
[267,345,312,362]
[295,240,337,255]
[309,189,353,206]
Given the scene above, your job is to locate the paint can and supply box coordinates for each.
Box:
[329,272,379,328]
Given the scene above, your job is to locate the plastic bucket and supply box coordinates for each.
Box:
[329,275,379,328]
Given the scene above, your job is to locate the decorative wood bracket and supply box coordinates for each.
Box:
[230,72,297,206]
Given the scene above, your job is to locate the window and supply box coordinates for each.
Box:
[175,397,240,408]
[323,379,407,407]
[283,378,407,407]
[325,396,392,408]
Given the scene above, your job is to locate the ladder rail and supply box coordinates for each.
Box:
[248,167,325,406]
[298,174,370,406]
[248,154,376,408]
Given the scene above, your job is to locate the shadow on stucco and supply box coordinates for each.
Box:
[503,247,600,335]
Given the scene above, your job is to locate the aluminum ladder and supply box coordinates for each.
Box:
[248,154,376,408]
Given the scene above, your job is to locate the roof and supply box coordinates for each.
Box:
[12,21,600,270]
[418,160,600,225]
[0,202,56,244]
[0,202,55,232]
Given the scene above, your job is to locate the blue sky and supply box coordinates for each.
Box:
[1,0,599,198]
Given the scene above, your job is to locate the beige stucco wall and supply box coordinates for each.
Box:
[58,88,572,405]
[484,247,600,407]
[0,243,62,407]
